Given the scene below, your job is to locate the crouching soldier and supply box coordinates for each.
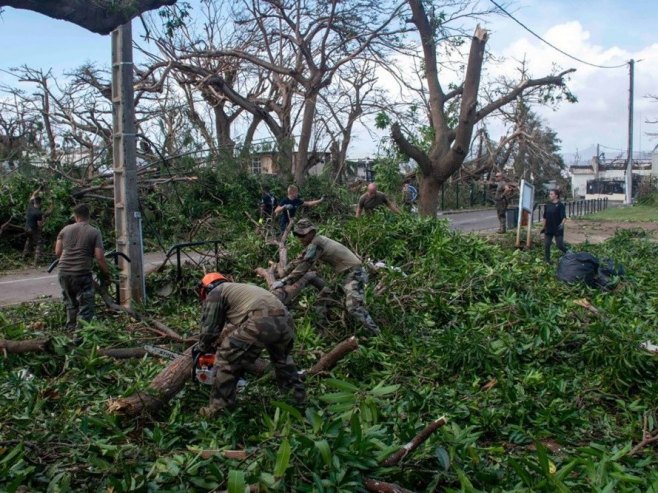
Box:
[271,219,380,335]
[195,272,306,418]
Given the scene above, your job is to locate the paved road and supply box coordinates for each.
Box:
[441,209,499,232]
[0,252,173,308]
[0,210,501,307]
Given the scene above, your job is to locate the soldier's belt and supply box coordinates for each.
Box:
[251,308,286,317]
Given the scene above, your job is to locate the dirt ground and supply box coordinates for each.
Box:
[566,218,658,244]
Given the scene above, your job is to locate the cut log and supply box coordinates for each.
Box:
[108,346,195,416]
[380,416,447,467]
[307,336,359,376]
[0,338,49,354]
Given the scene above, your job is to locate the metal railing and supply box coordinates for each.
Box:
[533,198,608,223]
[163,240,226,280]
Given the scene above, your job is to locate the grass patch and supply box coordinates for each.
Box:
[583,204,658,222]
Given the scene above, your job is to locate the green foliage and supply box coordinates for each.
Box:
[2,195,658,491]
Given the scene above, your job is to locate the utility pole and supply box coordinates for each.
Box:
[625,59,635,205]
[111,22,145,306]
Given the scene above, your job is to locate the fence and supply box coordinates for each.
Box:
[507,198,608,228]
[533,198,608,222]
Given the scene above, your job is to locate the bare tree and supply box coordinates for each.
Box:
[172,0,409,184]
[0,0,177,34]
[317,60,384,183]
[389,0,575,216]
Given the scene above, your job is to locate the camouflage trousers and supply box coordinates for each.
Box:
[341,267,380,334]
[22,228,43,264]
[211,311,305,410]
[496,201,507,232]
[58,273,95,330]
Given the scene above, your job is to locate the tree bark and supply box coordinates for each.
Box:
[363,479,414,493]
[0,338,49,354]
[307,336,358,376]
[0,0,177,35]
[107,346,195,416]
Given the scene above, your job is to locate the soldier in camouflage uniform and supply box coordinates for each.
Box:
[195,273,306,418]
[493,172,512,233]
[272,219,380,335]
[55,204,111,331]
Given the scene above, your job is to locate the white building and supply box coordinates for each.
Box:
[570,149,658,200]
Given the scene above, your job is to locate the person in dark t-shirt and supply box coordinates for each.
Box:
[23,196,44,266]
[541,189,568,263]
[259,185,277,219]
[274,184,323,234]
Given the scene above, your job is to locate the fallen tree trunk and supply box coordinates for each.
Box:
[108,346,195,416]
[107,336,357,416]
[0,338,49,354]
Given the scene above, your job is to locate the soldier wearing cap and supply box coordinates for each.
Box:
[272,219,380,335]
[196,273,306,418]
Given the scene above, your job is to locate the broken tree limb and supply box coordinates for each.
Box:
[307,336,358,376]
[255,266,327,306]
[0,338,50,354]
[97,282,189,342]
[380,416,448,467]
[107,346,195,416]
[98,347,148,359]
[363,478,414,493]
[630,414,658,456]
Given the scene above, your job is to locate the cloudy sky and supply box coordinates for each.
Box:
[1,0,656,163]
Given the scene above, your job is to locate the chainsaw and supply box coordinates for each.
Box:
[143,345,218,386]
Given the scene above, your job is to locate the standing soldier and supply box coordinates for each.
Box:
[23,195,44,266]
[195,273,306,418]
[271,219,380,335]
[493,172,512,233]
[356,182,399,217]
[55,204,111,331]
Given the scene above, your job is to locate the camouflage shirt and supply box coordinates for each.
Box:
[199,282,287,343]
[281,234,361,285]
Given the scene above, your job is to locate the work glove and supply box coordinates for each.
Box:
[195,338,213,354]
[271,280,285,290]
[283,204,294,210]
[557,223,564,232]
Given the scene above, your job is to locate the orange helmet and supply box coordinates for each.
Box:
[198,272,228,300]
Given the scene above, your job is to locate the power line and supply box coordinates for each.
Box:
[489,0,628,70]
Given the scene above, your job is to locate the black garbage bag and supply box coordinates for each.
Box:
[556,252,600,288]
[556,252,625,290]
[595,258,625,291]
